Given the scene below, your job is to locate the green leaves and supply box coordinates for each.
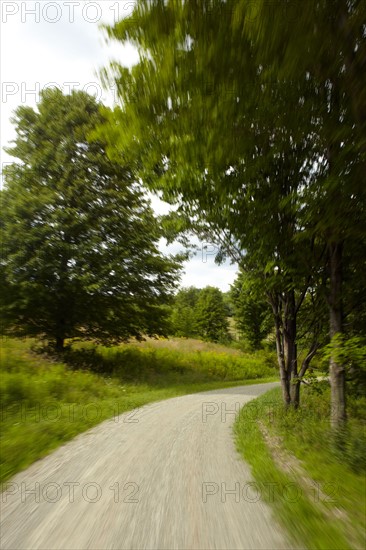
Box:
[169,286,231,343]
[194,286,231,343]
[321,335,366,373]
[1,89,182,349]
[95,0,365,412]
[230,270,273,350]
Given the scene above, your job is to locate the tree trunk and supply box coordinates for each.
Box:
[277,328,291,407]
[271,296,291,406]
[284,290,299,408]
[328,241,346,429]
[299,342,320,379]
[55,336,65,352]
[270,290,300,407]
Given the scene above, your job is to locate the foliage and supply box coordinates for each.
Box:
[169,286,232,344]
[169,286,201,337]
[230,270,273,349]
[245,0,366,424]
[321,335,366,372]
[96,0,366,420]
[320,335,366,397]
[96,0,335,407]
[0,89,182,350]
[63,343,275,383]
[194,286,231,343]
[222,291,234,317]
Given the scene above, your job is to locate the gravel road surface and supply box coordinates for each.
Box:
[1,382,291,549]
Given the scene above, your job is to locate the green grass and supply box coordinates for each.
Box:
[63,338,276,384]
[0,337,277,484]
[234,386,366,550]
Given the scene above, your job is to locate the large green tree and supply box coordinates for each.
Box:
[98,0,322,408]
[98,1,365,420]
[170,285,231,343]
[170,286,201,337]
[194,286,230,343]
[244,0,366,426]
[0,89,181,350]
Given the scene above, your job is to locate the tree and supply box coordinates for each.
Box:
[230,271,273,350]
[98,1,365,417]
[194,286,230,343]
[98,0,323,407]
[170,286,201,337]
[0,89,181,351]
[244,0,366,427]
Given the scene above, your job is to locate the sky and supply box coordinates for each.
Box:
[0,0,238,291]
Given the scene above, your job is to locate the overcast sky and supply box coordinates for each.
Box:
[0,0,238,291]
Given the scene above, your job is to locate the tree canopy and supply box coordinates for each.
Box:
[170,286,201,338]
[0,89,182,350]
[169,286,231,343]
[97,0,366,425]
[230,271,272,350]
[194,286,230,343]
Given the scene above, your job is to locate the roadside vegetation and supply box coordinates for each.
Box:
[234,385,366,550]
[0,336,277,484]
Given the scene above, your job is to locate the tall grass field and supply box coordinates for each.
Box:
[0,337,277,483]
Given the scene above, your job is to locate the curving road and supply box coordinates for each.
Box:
[1,382,290,549]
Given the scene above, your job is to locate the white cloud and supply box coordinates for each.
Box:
[179,255,238,292]
[160,235,238,292]
[1,2,139,159]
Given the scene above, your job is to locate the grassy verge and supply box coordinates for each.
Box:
[234,386,366,550]
[0,337,277,484]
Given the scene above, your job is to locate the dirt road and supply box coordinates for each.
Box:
[1,382,290,549]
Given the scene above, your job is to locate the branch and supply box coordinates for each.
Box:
[299,341,320,379]
[295,275,311,315]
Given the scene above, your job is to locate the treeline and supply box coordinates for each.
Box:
[169,286,231,343]
[169,284,273,350]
